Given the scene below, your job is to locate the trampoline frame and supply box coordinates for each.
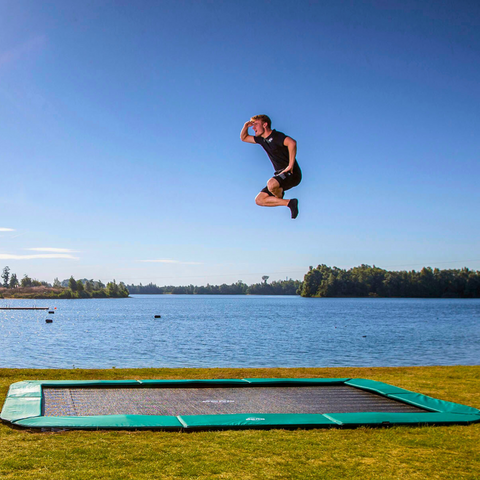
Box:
[1,378,479,430]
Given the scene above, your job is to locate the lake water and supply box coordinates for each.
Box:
[0,295,479,369]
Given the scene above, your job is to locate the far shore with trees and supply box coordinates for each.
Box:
[126,277,301,296]
[1,264,480,299]
[0,266,128,299]
[300,264,480,298]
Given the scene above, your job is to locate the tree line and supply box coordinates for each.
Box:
[61,276,129,299]
[0,266,128,299]
[300,264,480,298]
[4,264,480,299]
[126,278,302,295]
[0,266,49,289]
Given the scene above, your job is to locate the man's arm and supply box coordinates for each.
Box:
[281,136,297,173]
[240,121,256,143]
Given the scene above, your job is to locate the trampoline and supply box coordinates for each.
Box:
[2,378,479,430]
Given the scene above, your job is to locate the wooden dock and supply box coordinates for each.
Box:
[0,307,50,310]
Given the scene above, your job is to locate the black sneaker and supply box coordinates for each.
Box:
[288,199,299,219]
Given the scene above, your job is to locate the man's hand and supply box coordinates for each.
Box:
[279,165,293,175]
[240,121,255,143]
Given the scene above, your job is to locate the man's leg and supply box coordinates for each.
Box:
[255,178,288,207]
[255,178,299,218]
[255,192,289,207]
[266,177,285,199]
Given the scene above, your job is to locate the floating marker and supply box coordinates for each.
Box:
[154,315,161,318]
[46,319,53,324]
[48,311,54,314]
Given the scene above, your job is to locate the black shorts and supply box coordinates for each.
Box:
[261,168,302,197]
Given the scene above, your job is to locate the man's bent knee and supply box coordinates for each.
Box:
[267,179,283,198]
[255,192,269,206]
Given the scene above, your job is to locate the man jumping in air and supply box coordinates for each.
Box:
[240,114,301,219]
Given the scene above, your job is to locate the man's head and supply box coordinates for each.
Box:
[250,114,272,137]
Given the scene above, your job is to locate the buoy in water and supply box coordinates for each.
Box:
[46,319,53,323]
[154,315,161,318]
[48,311,54,314]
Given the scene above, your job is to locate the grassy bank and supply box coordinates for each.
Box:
[1,366,479,479]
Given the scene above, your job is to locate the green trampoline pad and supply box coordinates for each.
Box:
[1,378,479,430]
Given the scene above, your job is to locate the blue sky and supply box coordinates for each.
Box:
[1,0,479,286]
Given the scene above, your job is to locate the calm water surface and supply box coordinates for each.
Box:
[0,295,479,368]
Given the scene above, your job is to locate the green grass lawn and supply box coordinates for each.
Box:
[1,366,479,479]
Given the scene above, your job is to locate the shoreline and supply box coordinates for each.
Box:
[3,293,480,299]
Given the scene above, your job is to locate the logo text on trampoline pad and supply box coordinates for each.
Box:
[202,400,234,403]
[246,417,266,421]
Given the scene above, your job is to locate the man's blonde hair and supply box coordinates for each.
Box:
[251,114,271,129]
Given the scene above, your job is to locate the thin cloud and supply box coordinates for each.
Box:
[0,254,79,260]
[140,259,203,265]
[25,248,79,253]
[0,228,15,232]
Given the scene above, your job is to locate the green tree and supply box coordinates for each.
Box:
[300,264,333,297]
[68,276,77,291]
[9,273,19,289]
[464,269,480,298]
[417,267,437,297]
[1,266,10,288]
[118,282,129,297]
[382,271,404,297]
[106,280,120,297]
[21,274,32,287]
[53,278,61,288]
[84,280,93,294]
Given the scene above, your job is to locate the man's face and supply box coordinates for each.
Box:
[251,119,267,136]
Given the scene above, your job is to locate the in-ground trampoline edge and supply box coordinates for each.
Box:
[1,378,479,430]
